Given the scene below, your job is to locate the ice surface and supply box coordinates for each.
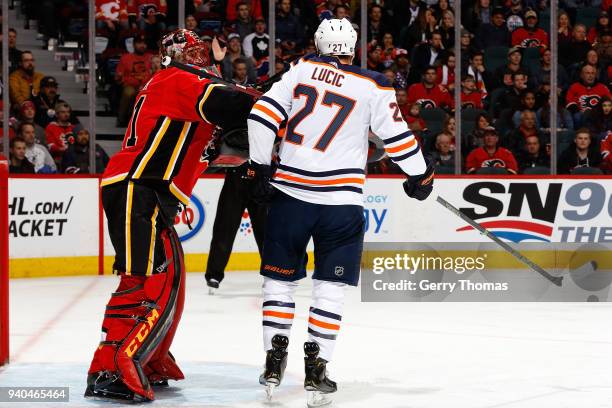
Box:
[1,272,611,407]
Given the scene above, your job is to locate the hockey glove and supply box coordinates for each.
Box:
[243,160,275,204]
[403,157,434,201]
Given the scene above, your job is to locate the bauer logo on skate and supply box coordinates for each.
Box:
[175,194,205,242]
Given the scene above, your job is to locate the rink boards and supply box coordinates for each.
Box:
[6,175,612,278]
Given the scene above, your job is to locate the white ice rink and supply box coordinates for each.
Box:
[1,272,611,408]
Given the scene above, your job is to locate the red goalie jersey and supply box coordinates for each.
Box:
[101,67,254,203]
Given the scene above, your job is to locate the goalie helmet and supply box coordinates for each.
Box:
[314,18,357,57]
[160,29,210,67]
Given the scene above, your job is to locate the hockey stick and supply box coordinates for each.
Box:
[160,56,263,98]
[436,196,563,287]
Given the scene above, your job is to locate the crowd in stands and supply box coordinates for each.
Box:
[4,0,612,175]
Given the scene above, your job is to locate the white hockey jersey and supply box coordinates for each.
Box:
[248,54,426,206]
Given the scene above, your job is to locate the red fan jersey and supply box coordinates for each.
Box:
[511,28,549,48]
[460,90,484,109]
[46,122,76,161]
[566,82,612,112]
[407,83,454,109]
[465,147,518,174]
[101,67,254,203]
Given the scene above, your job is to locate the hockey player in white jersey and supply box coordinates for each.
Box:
[246,18,434,406]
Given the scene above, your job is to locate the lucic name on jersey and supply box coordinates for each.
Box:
[248,54,426,206]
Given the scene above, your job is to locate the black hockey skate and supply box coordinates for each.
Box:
[304,342,337,407]
[84,371,148,403]
[206,278,219,295]
[259,334,289,400]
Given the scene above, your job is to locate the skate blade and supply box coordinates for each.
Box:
[265,383,277,401]
[208,287,216,295]
[307,390,332,407]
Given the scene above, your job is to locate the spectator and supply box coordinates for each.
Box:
[231,2,255,40]
[412,30,446,75]
[20,123,56,174]
[566,64,612,126]
[532,48,569,90]
[8,136,35,174]
[96,0,129,47]
[475,7,512,49]
[588,10,610,44]
[391,48,414,88]
[492,47,523,91]
[407,66,454,110]
[458,29,479,69]
[334,4,350,20]
[464,0,493,33]
[512,10,549,49]
[276,0,305,52]
[558,128,602,173]
[500,71,529,115]
[460,74,485,110]
[16,100,47,146]
[464,51,491,98]
[9,51,44,108]
[511,90,539,127]
[391,0,423,34]
[442,116,456,149]
[61,129,110,174]
[431,133,455,167]
[367,5,390,43]
[128,0,167,50]
[399,6,437,51]
[559,24,592,69]
[582,49,609,84]
[516,135,550,172]
[437,10,456,49]
[600,131,612,173]
[367,45,385,72]
[537,95,575,132]
[585,96,612,140]
[594,29,612,66]
[436,51,456,93]
[8,28,22,74]
[395,88,410,119]
[557,11,572,47]
[222,33,257,84]
[404,102,427,144]
[226,0,262,22]
[31,76,71,129]
[150,54,162,75]
[506,110,545,152]
[382,69,396,86]
[463,112,492,153]
[380,33,399,68]
[231,58,252,86]
[505,0,524,33]
[433,0,453,20]
[184,14,198,32]
[465,126,518,174]
[115,33,152,126]
[45,102,80,164]
[243,18,269,63]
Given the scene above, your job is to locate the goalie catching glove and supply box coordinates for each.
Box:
[403,157,434,201]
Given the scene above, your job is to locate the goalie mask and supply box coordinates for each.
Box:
[160,29,211,67]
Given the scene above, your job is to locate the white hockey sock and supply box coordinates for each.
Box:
[262,277,298,352]
[308,279,346,362]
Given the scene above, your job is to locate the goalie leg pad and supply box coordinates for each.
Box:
[86,228,185,401]
[143,228,186,382]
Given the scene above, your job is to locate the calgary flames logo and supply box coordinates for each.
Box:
[482,158,506,168]
[578,95,602,110]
